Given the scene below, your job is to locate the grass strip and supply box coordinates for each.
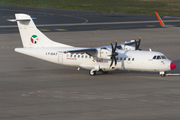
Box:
[0,0,180,15]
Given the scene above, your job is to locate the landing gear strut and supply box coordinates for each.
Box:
[89,70,96,76]
[89,67,100,76]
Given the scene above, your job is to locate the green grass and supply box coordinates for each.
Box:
[0,0,180,15]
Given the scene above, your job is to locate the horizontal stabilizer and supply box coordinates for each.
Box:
[7,18,36,22]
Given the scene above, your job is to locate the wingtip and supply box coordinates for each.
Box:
[155,11,165,26]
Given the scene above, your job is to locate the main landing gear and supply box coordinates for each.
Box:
[89,69,108,76]
[89,70,97,76]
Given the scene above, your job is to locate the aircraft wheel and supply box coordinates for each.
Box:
[160,74,166,77]
[89,70,96,76]
[160,71,166,77]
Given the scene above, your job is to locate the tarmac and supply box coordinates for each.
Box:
[0,5,180,120]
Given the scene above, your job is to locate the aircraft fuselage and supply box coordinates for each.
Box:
[15,47,174,73]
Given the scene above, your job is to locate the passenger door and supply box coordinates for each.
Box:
[58,53,63,64]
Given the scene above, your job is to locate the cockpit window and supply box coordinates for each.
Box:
[161,56,166,59]
[157,56,161,59]
[153,55,167,60]
[153,56,156,59]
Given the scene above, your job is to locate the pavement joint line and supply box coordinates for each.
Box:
[104,98,113,99]
[156,101,166,103]
[138,100,148,102]
[70,92,79,94]
[38,95,46,97]
[174,102,180,104]
[87,97,96,99]
[121,99,130,100]
[71,96,80,98]
[54,96,63,98]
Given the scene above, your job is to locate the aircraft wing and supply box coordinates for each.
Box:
[65,39,138,56]
[101,39,139,49]
[67,48,97,56]
[155,11,180,29]
[117,40,137,47]
[155,11,165,27]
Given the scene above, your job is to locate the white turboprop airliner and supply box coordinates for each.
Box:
[8,13,176,76]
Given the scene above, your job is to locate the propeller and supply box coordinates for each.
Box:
[134,37,141,50]
[109,40,118,68]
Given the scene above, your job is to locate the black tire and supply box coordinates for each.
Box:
[102,71,108,74]
[160,74,165,77]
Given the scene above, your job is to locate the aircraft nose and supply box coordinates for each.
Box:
[170,62,176,70]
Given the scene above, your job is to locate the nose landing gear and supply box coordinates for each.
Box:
[160,71,166,77]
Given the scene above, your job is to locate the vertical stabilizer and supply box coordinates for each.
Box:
[8,13,71,48]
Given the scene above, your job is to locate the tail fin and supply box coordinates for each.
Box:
[155,11,165,27]
[8,13,71,48]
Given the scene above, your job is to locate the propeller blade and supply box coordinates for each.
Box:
[109,40,118,68]
[137,37,141,49]
[114,56,117,66]
[134,38,138,50]
[109,57,114,68]
[114,40,117,52]
[110,41,113,50]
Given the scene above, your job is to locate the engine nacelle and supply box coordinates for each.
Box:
[121,45,136,50]
[96,49,111,59]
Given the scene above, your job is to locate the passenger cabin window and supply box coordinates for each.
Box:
[74,55,76,58]
[70,54,72,58]
[124,57,126,60]
[132,58,134,61]
[78,55,80,58]
[120,57,122,60]
[128,58,131,61]
[81,55,84,58]
[89,56,91,59]
[85,56,87,58]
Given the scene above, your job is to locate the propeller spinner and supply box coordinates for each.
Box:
[109,40,118,68]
